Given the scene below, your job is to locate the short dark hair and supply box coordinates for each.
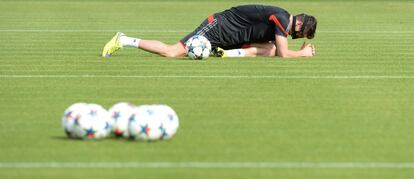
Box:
[296,14,317,39]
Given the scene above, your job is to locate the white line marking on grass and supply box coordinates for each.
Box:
[1,162,414,169]
[1,75,414,79]
[0,29,188,33]
[0,29,412,34]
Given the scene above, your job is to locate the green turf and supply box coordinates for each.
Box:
[1,0,414,178]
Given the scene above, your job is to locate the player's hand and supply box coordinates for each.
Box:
[302,44,315,57]
[311,44,316,56]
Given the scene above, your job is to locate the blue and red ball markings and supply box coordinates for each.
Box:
[112,111,121,121]
[159,125,168,139]
[139,124,150,136]
[129,114,135,120]
[167,114,174,121]
[74,116,80,126]
[89,110,97,117]
[114,129,124,136]
[64,111,73,120]
[128,114,136,123]
[85,127,96,139]
[146,109,154,115]
[104,122,110,130]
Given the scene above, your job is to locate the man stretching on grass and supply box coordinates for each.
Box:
[102,4,317,58]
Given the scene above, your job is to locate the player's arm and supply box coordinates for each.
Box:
[275,35,315,58]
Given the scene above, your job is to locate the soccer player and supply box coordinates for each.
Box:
[102,4,317,58]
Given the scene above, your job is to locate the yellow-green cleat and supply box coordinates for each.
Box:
[211,47,227,58]
[102,32,124,58]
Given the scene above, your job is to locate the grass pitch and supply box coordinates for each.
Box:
[1,0,414,178]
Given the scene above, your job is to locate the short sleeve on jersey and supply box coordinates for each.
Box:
[269,14,289,37]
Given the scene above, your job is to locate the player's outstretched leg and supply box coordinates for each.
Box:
[102,32,185,58]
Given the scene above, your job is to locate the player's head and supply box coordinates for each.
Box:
[292,14,317,39]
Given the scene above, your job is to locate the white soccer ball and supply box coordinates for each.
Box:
[67,103,112,139]
[108,102,135,138]
[154,104,179,140]
[128,105,164,141]
[62,102,88,138]
[185,35,211,60]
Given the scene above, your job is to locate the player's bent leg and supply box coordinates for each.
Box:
[244,42,276,57]
[216,42,276,58]
[139,40,186,57]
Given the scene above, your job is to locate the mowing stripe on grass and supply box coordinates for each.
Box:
[1,162,414,169]
[1,75,414,79]
[0,29,412,34]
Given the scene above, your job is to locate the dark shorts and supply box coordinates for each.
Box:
[180,15,253,50]
[180,15,221,49]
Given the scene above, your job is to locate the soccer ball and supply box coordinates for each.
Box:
[128,105,163,141]
[128,104,180,141]
[185,35,211,60]
[70,103,112,139]
[108,102,135,138]
[62,102,88,138]
[154,104,179,140]
[63,103,112,139]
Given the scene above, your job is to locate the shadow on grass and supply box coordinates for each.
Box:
[50,135,137,142]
